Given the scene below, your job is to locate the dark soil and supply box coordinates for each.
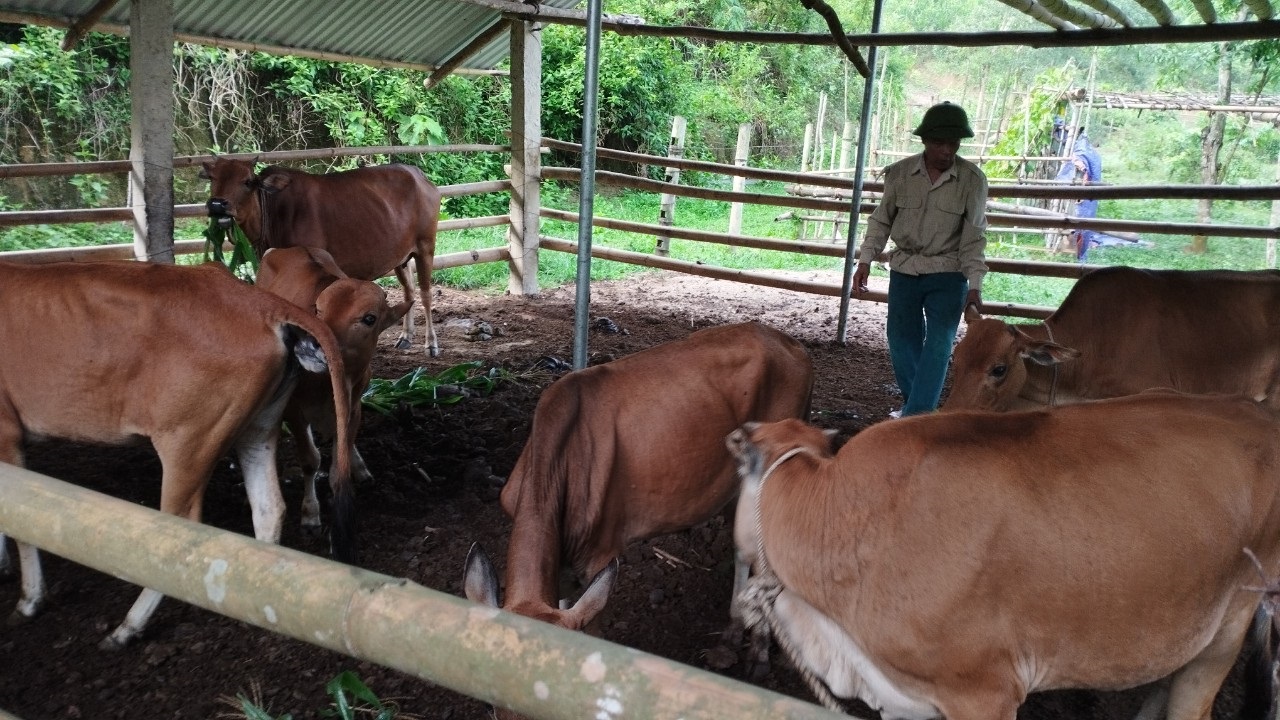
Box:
[0,269,1253,719]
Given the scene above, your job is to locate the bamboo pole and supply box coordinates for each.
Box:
[545,166,1280,239]
[0,145,511,179]
[0,465,842,720]
[539,236,1060,320]
[0,180,511,228]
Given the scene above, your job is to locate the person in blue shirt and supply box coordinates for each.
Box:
[1056,129,1104,261]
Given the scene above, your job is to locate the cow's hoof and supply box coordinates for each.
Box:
[6,608,34,627]
[300,523,325,539]
[395,337,411,350]
[98,633,131,651]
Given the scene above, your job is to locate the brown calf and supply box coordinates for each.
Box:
[257,246,409,530]
[0,260,353,649]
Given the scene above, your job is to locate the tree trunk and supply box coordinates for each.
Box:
[1189,36,1234,253]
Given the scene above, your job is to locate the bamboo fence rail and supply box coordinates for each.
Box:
[0,463,843,720]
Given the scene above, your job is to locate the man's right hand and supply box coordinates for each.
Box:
[853,262,871,295]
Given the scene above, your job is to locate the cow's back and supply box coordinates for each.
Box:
[0,261,304,444]
[501,321,813,577]
[259,164,441,281]
[1047,267,1280,402]
[761,392,1280,697]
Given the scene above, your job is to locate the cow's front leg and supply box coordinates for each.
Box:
[100,587,164,650]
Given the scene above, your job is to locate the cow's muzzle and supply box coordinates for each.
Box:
[206,198,233,228]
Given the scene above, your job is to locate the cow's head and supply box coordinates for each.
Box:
[943,310,1080,411]
[199,156,277,236]
[315,279,411,378]
[463,543,616,630]
[462,543,615,719]
[727,419,835,575]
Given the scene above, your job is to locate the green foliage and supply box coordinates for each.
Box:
[203,220,260,283]
[220,672,417,720]
[361,362,516,415]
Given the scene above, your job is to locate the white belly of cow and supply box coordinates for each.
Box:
[767,586,940,720]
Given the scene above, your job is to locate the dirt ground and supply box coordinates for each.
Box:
[0,269,1254,719]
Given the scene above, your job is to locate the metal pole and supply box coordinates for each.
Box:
[572,0,604,370]
[837,0,884,343]
[0,464,846,720]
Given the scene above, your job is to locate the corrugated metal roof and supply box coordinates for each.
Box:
[0,0,584,71]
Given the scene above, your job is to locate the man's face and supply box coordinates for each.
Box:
[922,137,961,173]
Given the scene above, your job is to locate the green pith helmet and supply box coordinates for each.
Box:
[913,102,975,140]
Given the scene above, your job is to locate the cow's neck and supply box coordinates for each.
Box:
[503,499,565,609]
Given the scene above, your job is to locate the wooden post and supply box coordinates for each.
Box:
[728,123,751,235]
[128,0,175,263]
[839,121,854,172]
[815,92,829,172]
[801,123,814,173]
[506,19,542,295]
[656,116,686,257]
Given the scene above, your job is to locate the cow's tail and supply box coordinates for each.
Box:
[1240,602,1279,720]
[287,313,356,565]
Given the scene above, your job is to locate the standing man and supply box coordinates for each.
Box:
[853,101,988,417]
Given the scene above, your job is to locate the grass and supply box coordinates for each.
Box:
[4,179,1275,311]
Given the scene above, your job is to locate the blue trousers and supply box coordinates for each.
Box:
[887,271,968,416]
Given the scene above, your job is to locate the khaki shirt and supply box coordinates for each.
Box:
[857,153,989,290]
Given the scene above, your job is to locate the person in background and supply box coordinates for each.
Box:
[852,101,988,417]
[1056,128,1105,261]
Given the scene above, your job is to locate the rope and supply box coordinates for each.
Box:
[751,446,807,579]
[1044,318,1060,407]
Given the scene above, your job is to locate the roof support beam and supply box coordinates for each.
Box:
[424,18,512,89]
[61,0,122,50]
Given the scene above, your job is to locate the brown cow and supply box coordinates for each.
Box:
[944,266,1280,411]
[257,247,410,531]
[729,394,1280,720]
[200,157,442,356]
[463,322,812,648]
[0,260,354,649]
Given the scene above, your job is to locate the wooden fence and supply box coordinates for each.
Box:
[5,140,1280,321]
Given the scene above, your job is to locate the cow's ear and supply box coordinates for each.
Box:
[463,543,501,609]
[562,559,617,629]
[261,173,292,193]
[1021,341,1081,367]
[963,302,982,324]
[822,428,840,450]
[199,160,214,179]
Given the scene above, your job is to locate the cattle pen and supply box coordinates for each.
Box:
[4,139,1280,720]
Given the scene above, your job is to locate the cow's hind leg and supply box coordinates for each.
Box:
[100,444,219,648]
[393,264,417,351]
[413,250,439,357]
[0,532,11,580]
[285,404,324,536]
[236,424,288,545]
[7,541,46,624]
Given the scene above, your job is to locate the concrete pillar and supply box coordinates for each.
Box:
[506,20,542,296]
[128,0,175,263]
